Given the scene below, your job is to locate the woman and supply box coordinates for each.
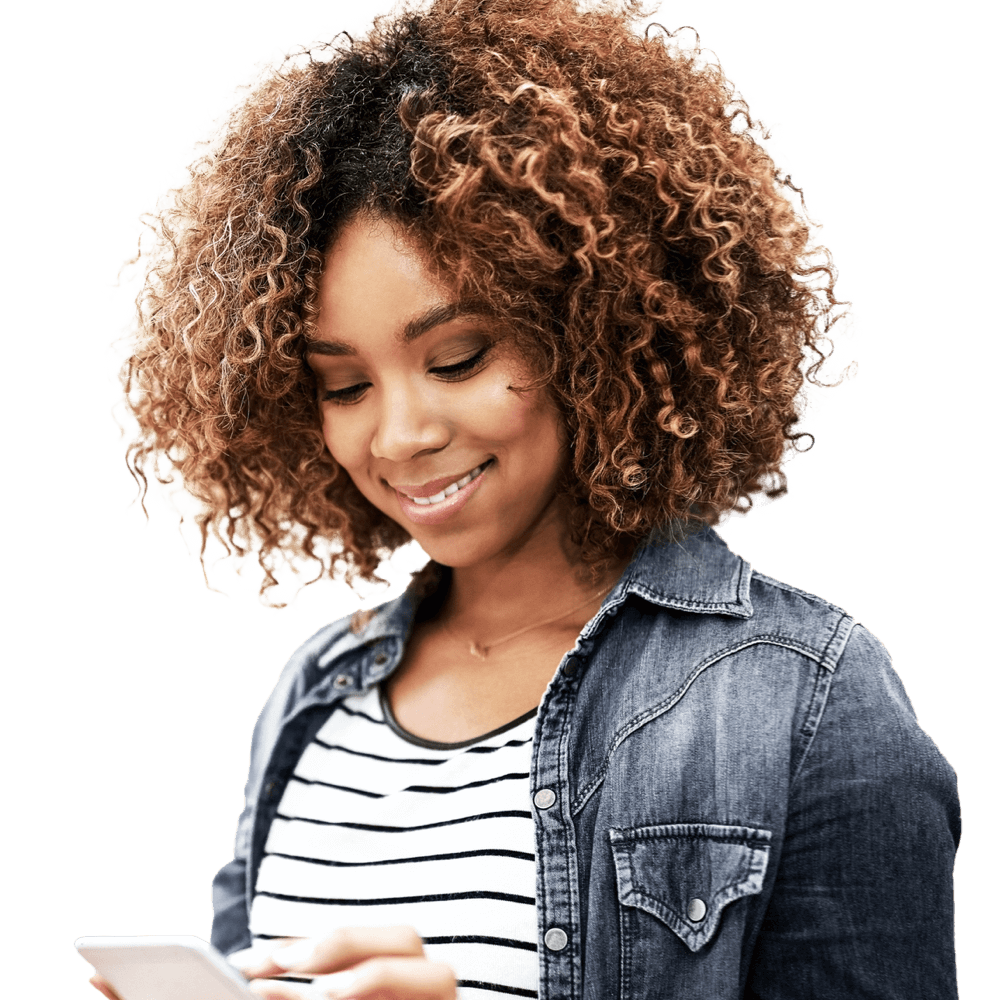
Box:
[109,1,959,997]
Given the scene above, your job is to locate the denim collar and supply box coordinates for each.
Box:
[309,525,751,698]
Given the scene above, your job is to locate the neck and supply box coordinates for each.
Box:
[440,510,628,635]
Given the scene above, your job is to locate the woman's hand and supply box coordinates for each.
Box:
[241,926,457,1000]
[88,976,122,1000]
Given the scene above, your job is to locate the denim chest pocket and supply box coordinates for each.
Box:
[609,823,771,954]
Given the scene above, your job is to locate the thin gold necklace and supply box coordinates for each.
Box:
[443,582,615,660]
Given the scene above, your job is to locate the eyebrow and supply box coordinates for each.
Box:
[304,301,492,356]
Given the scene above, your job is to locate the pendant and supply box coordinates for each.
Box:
[469,641,489,660]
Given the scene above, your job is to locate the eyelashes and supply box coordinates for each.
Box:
[430,345,491,379]
[320,345,493,405]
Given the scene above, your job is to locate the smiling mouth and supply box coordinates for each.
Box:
[401,461,492,505]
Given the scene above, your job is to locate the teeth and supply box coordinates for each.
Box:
[405,464,485,505]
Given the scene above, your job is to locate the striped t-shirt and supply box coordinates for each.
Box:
[249,685,539,999]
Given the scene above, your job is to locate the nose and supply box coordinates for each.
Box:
[370,381,450,462]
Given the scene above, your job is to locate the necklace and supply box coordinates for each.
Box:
[443,582,615,660]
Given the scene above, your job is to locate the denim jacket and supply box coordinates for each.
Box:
[211,527,959,999]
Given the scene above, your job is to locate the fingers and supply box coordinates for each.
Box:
[242,926,425,979]
[248,957,457,999]
[282,926,426,974]
[88,975,123,1000]
[327,956,457,999]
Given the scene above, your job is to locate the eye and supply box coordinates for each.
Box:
[320,382,368,403]
[320,344,492,405]
[430,345,491,380]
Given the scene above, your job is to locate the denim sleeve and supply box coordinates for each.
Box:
[746,624,960,999]
[209,672,292,957]
[207,619,351,957]
[211,854,250,957]
[209,752,257,957]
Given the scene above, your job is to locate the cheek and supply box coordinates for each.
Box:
[320,410,368,476]
[322,415,391,513]
[466,355,551,435]
[481,384,564,469]
[493,390,536,440]
[319,411,341,461]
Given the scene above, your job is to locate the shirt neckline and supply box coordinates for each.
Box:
[377,683,537,750]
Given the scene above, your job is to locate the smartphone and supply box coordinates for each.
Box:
[75,935,258,1000]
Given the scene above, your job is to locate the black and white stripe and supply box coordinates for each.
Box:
[250,686,539,999]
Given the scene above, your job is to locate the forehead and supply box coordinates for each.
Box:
[325,215,435,283]
[319,216,445,321]
[311,216,493,355]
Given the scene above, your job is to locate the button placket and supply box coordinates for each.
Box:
[534,790,570,956]
[533,788,557,810]
[544,927,568,951]
[533,646,588,999]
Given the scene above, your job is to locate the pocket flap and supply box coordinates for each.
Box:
[609,822,771,953]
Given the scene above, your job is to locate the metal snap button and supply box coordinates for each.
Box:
[374,653,388,665]
[687,897,707,922]
[563,659,578,676]
[334,674,350,688]
[544,927,568,951]
[533,788,556,810]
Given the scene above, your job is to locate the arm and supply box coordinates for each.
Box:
[212,853,252,957]
[210,706,270,957]
[747,625,960,999]
[210,653,303,956]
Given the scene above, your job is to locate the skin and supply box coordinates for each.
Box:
[92,213,626,1000]
[309,214,626,743]
[89,929,455,1000]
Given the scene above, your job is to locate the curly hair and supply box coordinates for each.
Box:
[125,0,840,594]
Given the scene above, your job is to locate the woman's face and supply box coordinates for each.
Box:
[308,215,567,570]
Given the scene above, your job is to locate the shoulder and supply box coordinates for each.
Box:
[743,570,918,724]
[284,580,423,679]
[745,569,858,671]
[739,572,956,809]
[623,528,860,673]
[619,532,938,745]
[285,612,367,674]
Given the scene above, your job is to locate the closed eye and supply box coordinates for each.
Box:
[431,347,489,377]
[321,345,492,404]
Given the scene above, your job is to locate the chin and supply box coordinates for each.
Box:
[409,535,497,570]
[398,518,504,567]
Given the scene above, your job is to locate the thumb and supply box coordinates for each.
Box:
[89,975,124,1000]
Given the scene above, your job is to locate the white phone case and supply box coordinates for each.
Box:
[75,935,259,1000]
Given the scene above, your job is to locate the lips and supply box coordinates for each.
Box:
[393,460,492,526]
[392,458,493,499]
